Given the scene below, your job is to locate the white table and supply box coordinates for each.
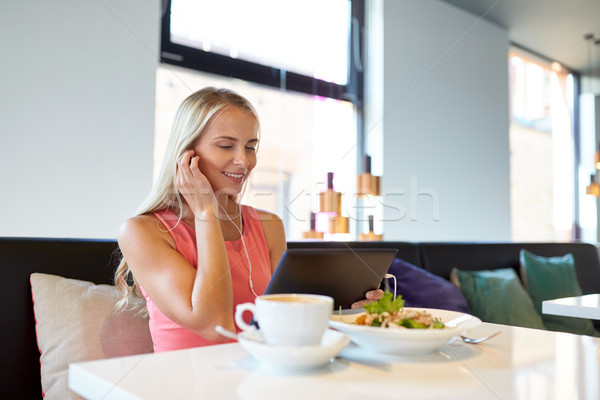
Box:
[542,293,600,320]
[69,323,600,400]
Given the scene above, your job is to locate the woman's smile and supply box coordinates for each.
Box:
[222,171,246,184]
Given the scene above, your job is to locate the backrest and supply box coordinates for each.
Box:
[0,237,119,400]
[419,242,600,294]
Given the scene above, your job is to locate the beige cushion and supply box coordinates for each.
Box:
[30,273,153,400]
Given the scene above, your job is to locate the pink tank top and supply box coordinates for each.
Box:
[141,205,272,352]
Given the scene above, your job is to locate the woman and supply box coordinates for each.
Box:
[115,87,380,352]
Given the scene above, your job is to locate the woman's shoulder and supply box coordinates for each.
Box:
[119,213,159,232]
[118,213,174,248]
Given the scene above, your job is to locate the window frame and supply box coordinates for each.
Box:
[159,0,364,104]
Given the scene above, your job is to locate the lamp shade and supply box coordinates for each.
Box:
[319,172,342,213]
[586,174,599,197]
[357,154,381,196]
[328,215,349,234]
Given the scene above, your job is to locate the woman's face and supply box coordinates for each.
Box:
[192,106,259,197]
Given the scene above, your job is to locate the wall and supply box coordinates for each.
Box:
[1,0,510,241]
[367,0,511,241]
[0,0,159,238]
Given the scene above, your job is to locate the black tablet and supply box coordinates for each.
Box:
[264,248,399,309]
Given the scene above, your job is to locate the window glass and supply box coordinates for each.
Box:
[579,93,599,242]
[509,50,575,241]
[169,0,350,85]
[155,65,357,240]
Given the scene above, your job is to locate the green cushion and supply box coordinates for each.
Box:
[519,250,599,336]
[451,267,546,330]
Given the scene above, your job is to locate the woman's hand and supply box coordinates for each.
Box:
[351,288,384,309]
[176,150,215,216]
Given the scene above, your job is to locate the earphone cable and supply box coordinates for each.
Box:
[218,202,258,298]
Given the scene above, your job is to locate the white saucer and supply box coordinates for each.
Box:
[238,329,350,371]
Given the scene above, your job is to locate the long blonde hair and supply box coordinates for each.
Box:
[114,87,260,310]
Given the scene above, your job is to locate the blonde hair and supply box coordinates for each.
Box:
[114,87,260,311]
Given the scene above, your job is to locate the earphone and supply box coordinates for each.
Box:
[218,202,258,298]
[384,273,398,300]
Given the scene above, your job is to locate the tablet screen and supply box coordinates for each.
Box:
[264,248,399,309]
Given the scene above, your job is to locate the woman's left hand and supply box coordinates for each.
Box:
[351,289,384,309]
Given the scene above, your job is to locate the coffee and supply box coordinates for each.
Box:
[264,296,325,304]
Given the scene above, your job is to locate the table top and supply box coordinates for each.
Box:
[542,293,600,320]
[69,322,600,400]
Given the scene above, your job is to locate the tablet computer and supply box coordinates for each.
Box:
[264,248,399,309]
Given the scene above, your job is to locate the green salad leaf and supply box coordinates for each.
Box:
[363,291,404,314]
[400,319,426,329]
[432,318,445,329]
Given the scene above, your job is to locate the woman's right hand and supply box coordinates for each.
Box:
[176,150,215,216]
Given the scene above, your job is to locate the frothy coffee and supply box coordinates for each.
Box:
[265,295,325,304]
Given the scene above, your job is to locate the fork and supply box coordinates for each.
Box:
[460,331,501,344]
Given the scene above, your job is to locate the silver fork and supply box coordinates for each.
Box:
[460,331,501,344]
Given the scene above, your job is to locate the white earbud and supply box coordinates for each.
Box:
[384,273,397,301]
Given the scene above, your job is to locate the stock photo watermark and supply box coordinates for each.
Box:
[244,177,441,223]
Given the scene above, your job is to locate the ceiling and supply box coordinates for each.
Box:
[440,0,600,74]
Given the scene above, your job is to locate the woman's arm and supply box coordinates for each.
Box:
[118,213,234,343]
[119,151,236,343]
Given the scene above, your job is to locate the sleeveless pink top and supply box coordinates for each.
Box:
[141,205,272,352]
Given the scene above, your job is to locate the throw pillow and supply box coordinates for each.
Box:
[30,273,154,400]
[519,250,599,336]
[450,267,546,330]
[386,258,469,313]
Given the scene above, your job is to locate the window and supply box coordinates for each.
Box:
[508,48,576,241]
[161,0,362,102]
[579,93,599,242]
[157,1,364,240]
[168,0,350,86]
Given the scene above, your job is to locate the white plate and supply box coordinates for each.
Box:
[238,329,350,371]
[329,308,481,355]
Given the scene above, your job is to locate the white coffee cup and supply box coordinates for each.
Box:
[235,293,333,346]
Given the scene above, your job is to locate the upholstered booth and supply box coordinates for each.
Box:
[3,237,600,399]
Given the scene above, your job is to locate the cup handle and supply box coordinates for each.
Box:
[235,302,255,331]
